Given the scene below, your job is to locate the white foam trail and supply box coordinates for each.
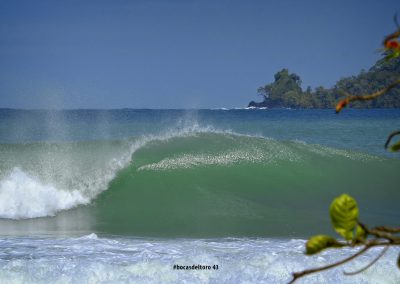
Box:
[0,168,89,219]
[138,150,267,171]
[291,140,382,161]
[137,151,260,171]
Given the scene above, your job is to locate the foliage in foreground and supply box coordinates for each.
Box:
[289,18,400,284]
[289,194,400,283]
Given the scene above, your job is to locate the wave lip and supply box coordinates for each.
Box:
[0,168,90,219]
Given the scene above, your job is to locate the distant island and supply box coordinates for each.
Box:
[248,57,400,108]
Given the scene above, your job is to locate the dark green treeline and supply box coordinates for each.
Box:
[248,57,400,108]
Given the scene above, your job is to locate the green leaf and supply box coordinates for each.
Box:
[384,50,400,60]
[330,194,359,240]
[306,235,341,255]
[389,141,400,152]
[355,225,367,242]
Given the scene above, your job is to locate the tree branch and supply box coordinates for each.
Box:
[374,226,400,233]
[289,241,395,284]
[289,246,370,284]
[335,79,400,113]
[384,131,400,149]
[343,246,389,275]
[359,222,400,243]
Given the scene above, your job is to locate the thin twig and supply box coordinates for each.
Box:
[374,226,400,233]
[289,246,370,284]
[335,79,400,113]
[344,246,389,275]
[289,241,396,284]
[393,13,400,30]
[368,229,400,243]
[359,222,400,243]
[384,131,400,149]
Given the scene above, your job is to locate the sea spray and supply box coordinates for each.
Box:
[0,168,89,219]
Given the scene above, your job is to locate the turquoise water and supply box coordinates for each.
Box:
[0,109,399,283]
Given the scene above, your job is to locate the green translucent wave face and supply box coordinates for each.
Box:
[0,133,398,237]
[90,133,400,237]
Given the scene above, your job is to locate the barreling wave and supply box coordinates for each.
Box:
[0,127,399,237]
[0,125,233,220]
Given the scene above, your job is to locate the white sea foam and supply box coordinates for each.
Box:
[291,140,382,162]
[0,236,398,284]
[138,150,266,171]
[137,134,301,171]
[0,168,89,219]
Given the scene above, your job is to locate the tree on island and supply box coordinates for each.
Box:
[288,18,400,284]
[249,57,400,109]
[250,69,307,108]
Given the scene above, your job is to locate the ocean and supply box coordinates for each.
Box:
[0,108,399,283]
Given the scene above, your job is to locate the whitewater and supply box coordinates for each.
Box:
[0,235,399,283]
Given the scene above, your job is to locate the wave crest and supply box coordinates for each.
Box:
[0,168,89,219]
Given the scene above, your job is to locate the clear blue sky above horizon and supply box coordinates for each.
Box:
[1,0,399,109]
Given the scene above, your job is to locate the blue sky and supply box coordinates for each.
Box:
[0,0,399,109]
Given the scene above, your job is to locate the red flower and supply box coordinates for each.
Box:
[385,40,400,49]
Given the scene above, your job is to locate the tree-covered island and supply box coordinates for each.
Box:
[248,57,400,109]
